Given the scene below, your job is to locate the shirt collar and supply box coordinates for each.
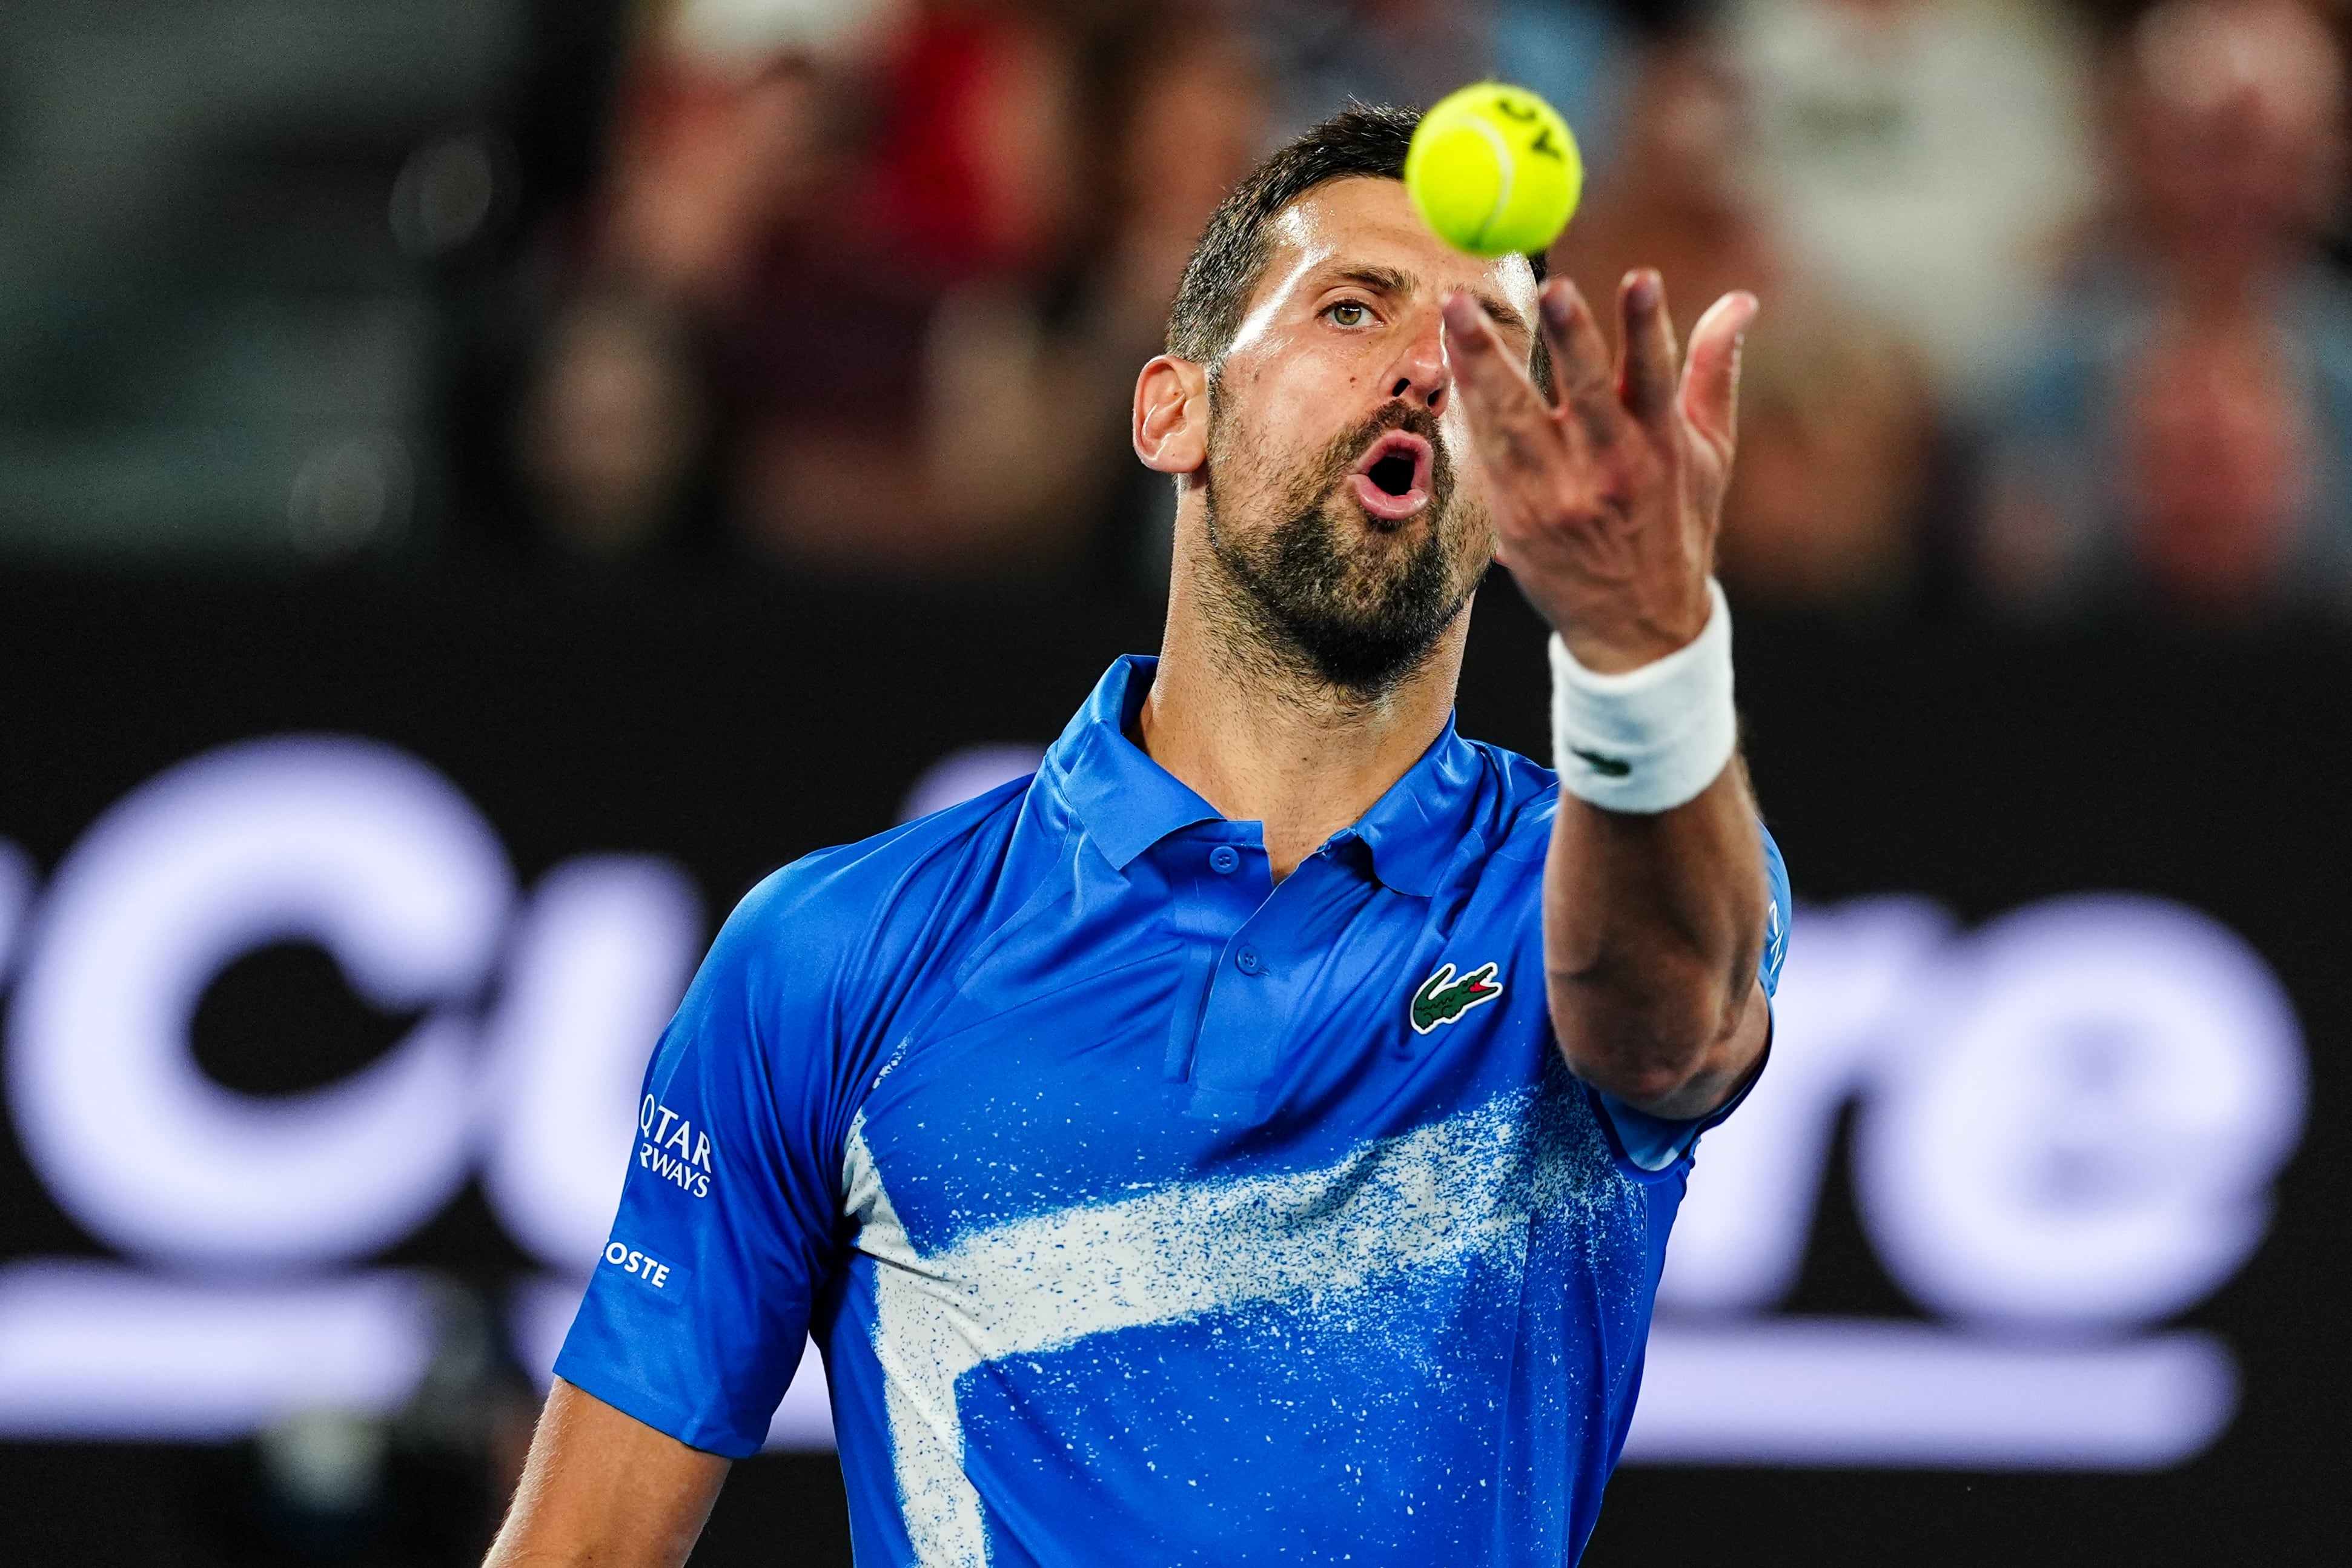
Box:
[1042,656,1484,896]
[1337,712,1483,896]
[1041,657,1225,870]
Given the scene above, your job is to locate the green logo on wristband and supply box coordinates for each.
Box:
[1570,747,1632,778]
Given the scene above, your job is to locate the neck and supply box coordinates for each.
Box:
[1136,506,1471,881]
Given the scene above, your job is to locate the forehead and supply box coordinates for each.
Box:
[1250,176,1540,324]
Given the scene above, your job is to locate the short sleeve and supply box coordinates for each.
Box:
[553,866,854,1457]
[1594,821,1792,1173]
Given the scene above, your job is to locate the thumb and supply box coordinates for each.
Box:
[1678,291,1760,455]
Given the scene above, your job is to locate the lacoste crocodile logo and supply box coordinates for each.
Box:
[1410,961,1505,1034]
[1569,747,1632,778]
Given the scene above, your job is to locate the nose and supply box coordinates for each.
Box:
[1385,309,1451,412]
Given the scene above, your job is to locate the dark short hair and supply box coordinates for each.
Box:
[1165,103,1549,385]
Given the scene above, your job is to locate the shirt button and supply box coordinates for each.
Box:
[1209,845,1241,875]
[1235,946,1262,974]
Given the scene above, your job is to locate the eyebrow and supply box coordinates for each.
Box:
[1336,264,1414,297]
[1330,264,1533,341]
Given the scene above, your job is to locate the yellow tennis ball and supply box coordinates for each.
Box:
[1403,82,1583,258]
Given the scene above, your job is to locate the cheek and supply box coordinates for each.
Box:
[1210,414,1287,497]
[1216,403,1329,498]
[1436,392,1474,452]
[1454,506,1499,570]
[1436,442,1499,557]
[1233,333,1374,435]
[1260,392,1357,466]
[1438,414,1491,504]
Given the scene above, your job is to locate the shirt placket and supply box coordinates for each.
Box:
[1176,842,1356,1119]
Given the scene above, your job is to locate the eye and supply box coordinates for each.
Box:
[1325,299,1371,328]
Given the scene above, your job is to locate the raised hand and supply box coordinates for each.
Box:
[1441,270,1757,675]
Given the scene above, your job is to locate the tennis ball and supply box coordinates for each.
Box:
[1403,82,1583,258]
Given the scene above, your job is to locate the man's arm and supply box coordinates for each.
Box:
[484,1380,732,1568]
[1445,270,1768,1120]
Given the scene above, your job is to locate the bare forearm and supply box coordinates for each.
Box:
[1542,755,1767,1117]
[484,1380,730,1568]
[1439,263,1769,1116]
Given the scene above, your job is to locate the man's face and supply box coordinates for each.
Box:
[1200,177,1540,696]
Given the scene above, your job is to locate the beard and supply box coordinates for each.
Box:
[1203,397,1484,700]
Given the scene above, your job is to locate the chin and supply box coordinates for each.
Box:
[1333,494,1424,547]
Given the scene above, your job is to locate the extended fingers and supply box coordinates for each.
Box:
[1442,289,1552,469]
[1617,270,1679,431]
[1679,291,1760,454]
[1538,279,1612,411]
[1441,290,1533,402]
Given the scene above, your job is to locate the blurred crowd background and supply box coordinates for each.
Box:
[9,0,2352,626]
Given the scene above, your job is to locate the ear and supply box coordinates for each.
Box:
[1133,355,1210,475]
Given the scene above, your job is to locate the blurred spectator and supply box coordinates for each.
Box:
[1720,319,1940,609]
[1719,0,2099,408]
[1556,35,1938,611]
[1084,15,1279,592]
[516,285,717,563]
[716,0,1230,579]
[858,0,1085,285]
[522,0,1283,583]
[518,0,1271,581]
[1975,0,2352,623]
[516,1,878,568]
[1090,19,1277,361]
[597,31,855,309]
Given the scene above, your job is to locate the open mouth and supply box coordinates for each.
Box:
[1347,430,1434,523]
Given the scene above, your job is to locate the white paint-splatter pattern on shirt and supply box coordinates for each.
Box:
[843,1073,1631,1566]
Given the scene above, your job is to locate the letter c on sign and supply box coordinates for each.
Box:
[6,737,514,1268]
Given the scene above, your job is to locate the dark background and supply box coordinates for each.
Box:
[0,572,2342,1564]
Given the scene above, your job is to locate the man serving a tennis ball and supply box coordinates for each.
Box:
[489,95,1783,1568]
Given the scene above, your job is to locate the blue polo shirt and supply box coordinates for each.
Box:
[557,655,1791,1567]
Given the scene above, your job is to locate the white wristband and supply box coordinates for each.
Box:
[1549,579,1737,814]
